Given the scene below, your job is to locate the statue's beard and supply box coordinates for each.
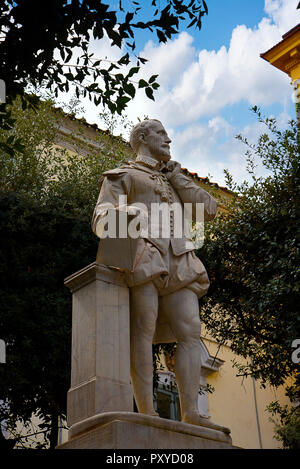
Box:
[153,146,171,162]
[159,153,171,162]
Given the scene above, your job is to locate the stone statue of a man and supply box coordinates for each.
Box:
[92,119,217,426]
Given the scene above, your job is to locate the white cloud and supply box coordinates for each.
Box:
[172,108,295,187]
[127,0,299,128]
[124,32,198,125]
[141,32,196,88]
[169,116,274,187]
[60,0,298,132]
[52,0,298,185]
[264,0,299,33]
[122,0,298,184]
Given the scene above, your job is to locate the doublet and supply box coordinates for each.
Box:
[92,156,217,301]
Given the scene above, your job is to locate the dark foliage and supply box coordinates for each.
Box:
[0,191,98,447]
[0,0,208,154]
[198,108,300,389]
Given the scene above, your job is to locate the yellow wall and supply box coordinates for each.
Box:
[261,25,300,121]
[203,336,291,449]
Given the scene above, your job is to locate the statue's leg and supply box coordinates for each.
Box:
[159,288,205,425]
[130,281,159,416]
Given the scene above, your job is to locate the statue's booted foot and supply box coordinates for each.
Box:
[139,409,160,418]
[182,411,209,426]
[138,409,159,417]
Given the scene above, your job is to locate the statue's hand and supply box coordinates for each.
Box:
[165,160,181,179]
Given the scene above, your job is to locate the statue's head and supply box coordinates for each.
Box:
[130,119,172,162]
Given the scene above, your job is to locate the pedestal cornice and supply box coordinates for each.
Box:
[64,262,127,292]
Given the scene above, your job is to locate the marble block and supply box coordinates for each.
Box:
[57,412,234,449]
[65,263,134,428]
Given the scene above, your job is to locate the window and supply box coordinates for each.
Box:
[154,385,181,421]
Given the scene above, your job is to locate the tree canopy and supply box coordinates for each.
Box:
[196,107,300,448]
[198,107,300,390]
[0,0,208,153]
[0,95,132,448]
[1,0,208,105]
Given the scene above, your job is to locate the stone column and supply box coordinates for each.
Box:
[65,262,133,428]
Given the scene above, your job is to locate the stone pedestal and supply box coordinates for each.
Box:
[58,412,234,449]
[60,262,235,449]
[64,263,133,429]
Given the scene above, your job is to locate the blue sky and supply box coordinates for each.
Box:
[133,0,267,51]
[59,0,300,187]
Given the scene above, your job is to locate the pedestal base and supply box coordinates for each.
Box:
[57,412,234,449]
[64,263,133,427]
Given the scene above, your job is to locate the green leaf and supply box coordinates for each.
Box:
[145,87,154,100]
[127,67,139,78]
[123,82,136,98]
[138,79,148,88]
[149,74,158,84]
[156,29,166,43]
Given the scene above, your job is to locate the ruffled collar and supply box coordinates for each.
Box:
[135,154,166,171]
